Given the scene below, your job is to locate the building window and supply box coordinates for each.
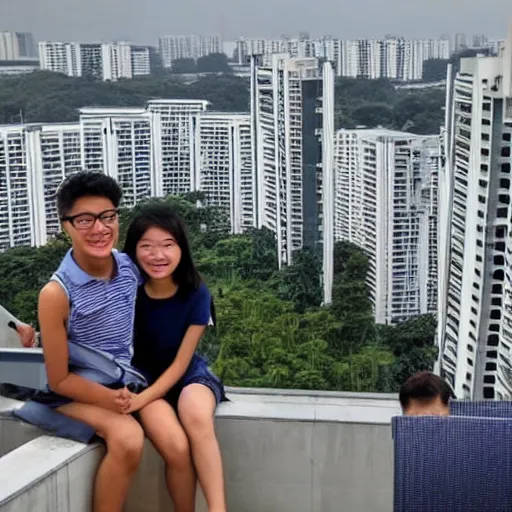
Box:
[494,255,505,265]
[483,387,495,399]
[500,178,510,189]
[493,269,505,280]
[488,334,499,346]
[490,310,501,320]
[502,147,511,157]
[497,208,508,218]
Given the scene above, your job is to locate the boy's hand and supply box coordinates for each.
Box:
[16,323,37,348]
[102,387,133,414]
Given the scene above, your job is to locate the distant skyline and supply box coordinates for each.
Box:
[1,0,511,45]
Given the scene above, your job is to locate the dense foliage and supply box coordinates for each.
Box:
[0,196,437,393]
[172,54,232,74]
[0,72,444,136]
[334,77,445,134]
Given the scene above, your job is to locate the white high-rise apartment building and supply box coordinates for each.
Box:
[0,32,37,60]
[191,112,255,233]
[250,54,335,302]
[159,35,221,68]
[437,26,512,400]
[334,129,441,324]
[80,107,158,208]
[38,42,80,76]
[0,126,34,250]
[339,38,450,81]
[237,36,449,81]
[0,123,82,250]
[237,37,341,76]
[26,124,82,244]
[39,42,151,81]
[131,46,151,76]
[147,100,209,196]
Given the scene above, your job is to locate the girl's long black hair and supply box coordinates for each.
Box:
[123,202,216,325]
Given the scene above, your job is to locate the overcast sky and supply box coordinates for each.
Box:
[1,0,511,45]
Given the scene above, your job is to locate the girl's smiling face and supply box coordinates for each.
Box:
[135,226,182,281]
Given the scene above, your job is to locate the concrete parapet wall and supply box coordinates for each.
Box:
[0,389,400,512]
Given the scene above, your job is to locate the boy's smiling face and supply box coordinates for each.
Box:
[62,196,119,260]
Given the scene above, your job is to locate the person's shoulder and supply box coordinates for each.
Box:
[39,280,69,311]
[115,250,142,282]
[194,281,210,301]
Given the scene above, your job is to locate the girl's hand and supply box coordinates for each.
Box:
[127,391,150,413]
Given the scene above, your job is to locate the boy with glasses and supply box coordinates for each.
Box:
[15,171,146,512]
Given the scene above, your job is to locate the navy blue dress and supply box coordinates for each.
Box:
[133,282,226,408]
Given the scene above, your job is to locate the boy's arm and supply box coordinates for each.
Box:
[39,282,130,413]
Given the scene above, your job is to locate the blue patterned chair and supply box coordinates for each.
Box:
[392,415,512,512]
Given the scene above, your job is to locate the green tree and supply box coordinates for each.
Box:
[171,59,197,74]
[378,314,438,391]
[271,248,322,312]
[196,53,232,74]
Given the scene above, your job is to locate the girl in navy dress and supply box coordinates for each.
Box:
[123,203,227,512]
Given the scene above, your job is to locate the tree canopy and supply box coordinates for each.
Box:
[0,72,444,136]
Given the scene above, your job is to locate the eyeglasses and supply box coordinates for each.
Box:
[61,209,119,231]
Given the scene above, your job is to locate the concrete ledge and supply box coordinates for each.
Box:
[0,416,45,457]
[219,388,401,424]
[0,435,104,511]
[0,391,398,512]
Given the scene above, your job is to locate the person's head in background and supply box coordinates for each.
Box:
[399,371,452,416]
[57,171,122,266]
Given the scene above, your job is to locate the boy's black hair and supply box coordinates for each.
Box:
[123,203,215,323]
[399,371,454,410]
[57,171,123,218]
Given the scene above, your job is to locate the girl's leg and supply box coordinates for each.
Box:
[56,402,144,512]
[177,384,227,512]
[138,399,197,512]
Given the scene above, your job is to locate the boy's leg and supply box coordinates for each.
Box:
[138,399,197,512]
[56,402,144,512]
[178,384,227,512]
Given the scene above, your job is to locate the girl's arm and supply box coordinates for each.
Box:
[39,282,131,414]
[130,324,206,411]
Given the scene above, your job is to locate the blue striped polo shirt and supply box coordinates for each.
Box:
[51,249,141,367]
